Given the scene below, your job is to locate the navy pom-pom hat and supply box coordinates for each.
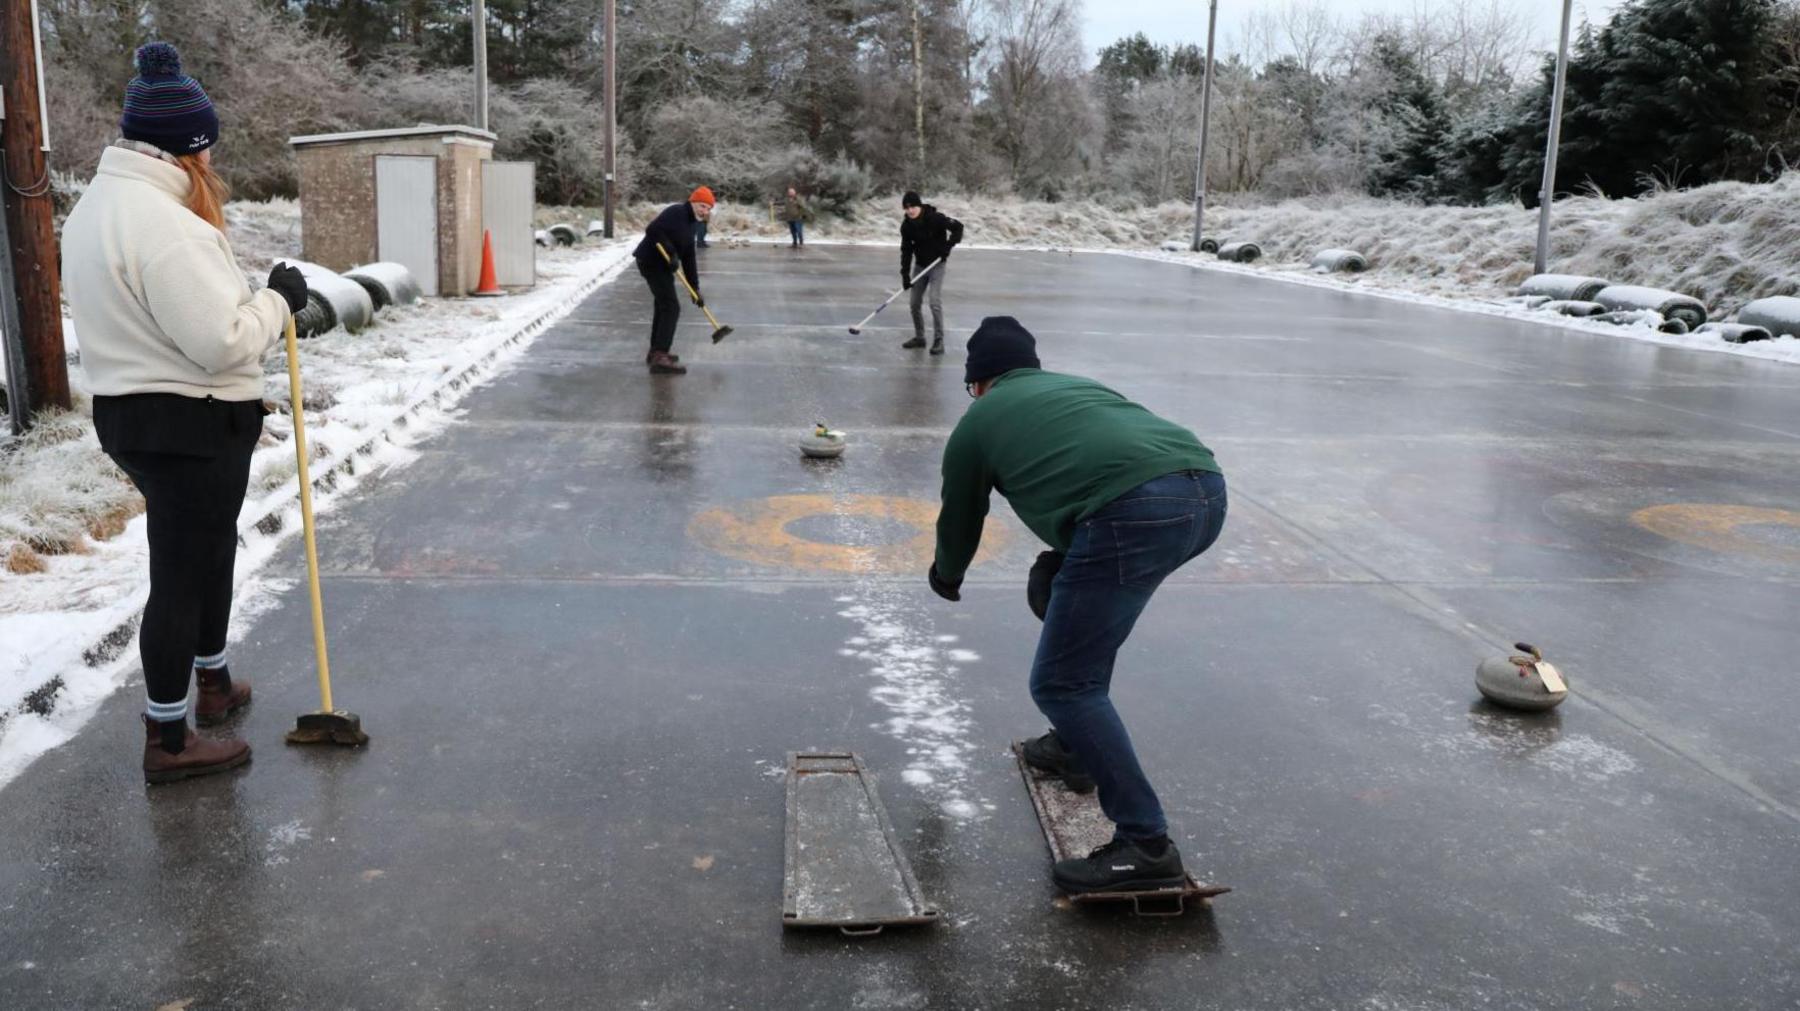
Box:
[120,42,219,156]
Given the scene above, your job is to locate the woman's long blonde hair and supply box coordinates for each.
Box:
[176,152,229,231]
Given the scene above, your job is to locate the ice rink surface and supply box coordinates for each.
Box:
[3,245,1798,1009]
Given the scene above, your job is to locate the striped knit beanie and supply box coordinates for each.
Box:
[120,42,219,156]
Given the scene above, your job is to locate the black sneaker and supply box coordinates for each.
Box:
[901,336,927,349]
[1021,730,1095,793]
[644,350,680,364]
[929,337,945,355]
[1052,836,1185,894]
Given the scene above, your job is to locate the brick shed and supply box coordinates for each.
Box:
[289,125,496,297]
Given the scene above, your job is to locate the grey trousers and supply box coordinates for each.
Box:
[909,263,946,340]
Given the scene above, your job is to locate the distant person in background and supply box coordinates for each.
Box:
[899,191,962,355]
[634,186,716,375]
[784,186,808,247]
[61,42,308,783]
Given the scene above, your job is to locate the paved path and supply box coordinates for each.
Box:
[4,246,1799,1009]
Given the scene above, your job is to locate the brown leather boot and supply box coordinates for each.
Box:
[142,717,251,784]
[648,351,687,375]
[194,667,251,726]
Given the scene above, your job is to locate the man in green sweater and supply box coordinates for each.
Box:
[928,316,1227,894]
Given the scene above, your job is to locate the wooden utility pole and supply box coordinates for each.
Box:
[912,0,926,172]
[1,0,71,427]
[603,0,616,238]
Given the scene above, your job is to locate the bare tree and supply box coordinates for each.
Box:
[978,0,1093,193]
[1436,0,1534,100]
[1279,0,1339,76]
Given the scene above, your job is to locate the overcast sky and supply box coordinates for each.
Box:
[1081,0,1626,66]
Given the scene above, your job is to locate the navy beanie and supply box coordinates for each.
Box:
[964,316,1040,385]
[902,191,923,208]
[120,43,220,156]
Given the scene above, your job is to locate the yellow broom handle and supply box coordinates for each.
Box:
[284,316,334,712]
[657,243,725,329]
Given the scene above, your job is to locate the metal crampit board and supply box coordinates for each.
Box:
[1012,741,1231,916]
[783,752,940,936]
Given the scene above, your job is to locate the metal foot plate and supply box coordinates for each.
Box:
[783,752,940,934]
[1012,741,1230,914]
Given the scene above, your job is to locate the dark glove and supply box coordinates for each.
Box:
[928,563,961,602]
[693,293,705,308]
[1027,550,1065,621]
[901,271,913,291]
[266,262,308,314]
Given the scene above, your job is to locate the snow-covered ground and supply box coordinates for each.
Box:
[1124,248,1800,367]
[0,237,634,787]
[572,174,1800,320]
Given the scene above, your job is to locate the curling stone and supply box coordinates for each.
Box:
[799,423,846,460]
[1476,642,1569,711]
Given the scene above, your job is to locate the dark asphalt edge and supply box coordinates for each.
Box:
[0,250,635,749]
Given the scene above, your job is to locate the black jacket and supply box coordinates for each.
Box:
[900,205,964,277]
[634,202,701,292]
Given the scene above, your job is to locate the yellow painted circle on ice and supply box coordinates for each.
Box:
[1630,504,1800,563]
[688,494,1005,574]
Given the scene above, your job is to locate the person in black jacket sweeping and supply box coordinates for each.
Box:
[633,186,715,375]
[899,192,963,355]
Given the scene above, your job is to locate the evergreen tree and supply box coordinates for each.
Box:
[1364,32,1449,198]
[1094,33,1164,151]
[1497,0,1778,205]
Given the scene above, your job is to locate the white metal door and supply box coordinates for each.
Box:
[481,161,536,287]
[375,155,439,296]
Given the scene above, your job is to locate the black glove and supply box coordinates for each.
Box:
[901,271,913,291]
[927,563,961,602]
[267,263,308,314]
[1027,550,1065,621]
[693,293,706,308]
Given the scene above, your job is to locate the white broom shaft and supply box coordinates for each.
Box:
[854,258,941,329]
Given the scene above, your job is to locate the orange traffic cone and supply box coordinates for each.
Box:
[472,229,505,297]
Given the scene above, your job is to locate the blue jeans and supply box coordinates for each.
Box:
[1029,469,1227,841]
[788,220,804,244]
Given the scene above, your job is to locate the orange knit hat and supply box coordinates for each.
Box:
[689,186,716,206]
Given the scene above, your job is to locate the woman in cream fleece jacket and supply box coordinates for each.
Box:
[62,42,309,784]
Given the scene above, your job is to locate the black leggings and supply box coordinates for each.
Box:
[108,418,260,708]
[638,260,680,353]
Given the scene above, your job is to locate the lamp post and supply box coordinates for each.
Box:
[472,0,490,131]
[1534,0,1575,275]
[1190,0,1219,252]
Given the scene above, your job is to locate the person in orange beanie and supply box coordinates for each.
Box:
[632,186,715,374]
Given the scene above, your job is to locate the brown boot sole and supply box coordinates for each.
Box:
[144,748,252,785]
